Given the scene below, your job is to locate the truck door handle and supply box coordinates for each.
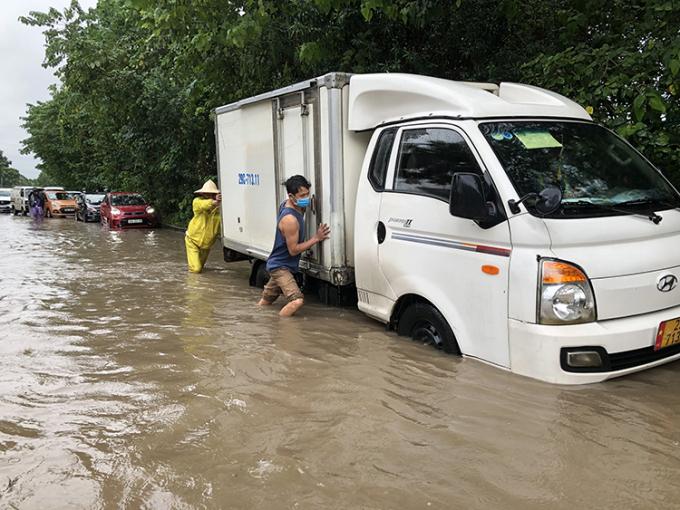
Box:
[377,221,386,244]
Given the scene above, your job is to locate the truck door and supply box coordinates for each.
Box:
[354,127,400,319]
[379,124,512,367]
[273,92,321,264]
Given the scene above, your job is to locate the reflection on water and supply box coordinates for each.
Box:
[1,214,679,509]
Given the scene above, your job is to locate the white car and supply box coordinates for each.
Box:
[0,188,11,213]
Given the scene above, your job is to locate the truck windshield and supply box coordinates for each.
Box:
[0,191,10,197]
[479,121,680,218]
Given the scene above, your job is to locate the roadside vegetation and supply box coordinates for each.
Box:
[0,151,32,188]
[19,0,680,225]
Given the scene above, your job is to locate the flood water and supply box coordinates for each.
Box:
[1,213,679,509]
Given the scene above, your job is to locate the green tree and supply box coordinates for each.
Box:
[520,0,680,185]
[0,150,32,187]
[19,0,680,228]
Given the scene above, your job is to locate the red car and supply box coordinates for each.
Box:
[100,192,158,228]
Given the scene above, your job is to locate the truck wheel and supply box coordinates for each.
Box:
[12,207,17,216]
[22,208,27,216]
[254,263,270,288]
[397,303,460,354]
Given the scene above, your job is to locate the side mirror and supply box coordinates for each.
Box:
[449,173,489,221]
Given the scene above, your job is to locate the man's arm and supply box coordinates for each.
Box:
[193,194,221,213]
[280,215,330,256]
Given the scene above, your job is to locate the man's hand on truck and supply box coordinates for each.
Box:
[314,223,330,242]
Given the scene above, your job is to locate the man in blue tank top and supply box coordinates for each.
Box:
[258,175,330,317]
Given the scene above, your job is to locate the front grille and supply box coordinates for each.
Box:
[609,343,680,371]
[561,343,680,372]
[123,211,145,217]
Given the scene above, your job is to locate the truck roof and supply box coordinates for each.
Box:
[347,73,591,131]
[214,72,591,131]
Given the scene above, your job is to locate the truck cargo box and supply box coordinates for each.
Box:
[215,72,371,288]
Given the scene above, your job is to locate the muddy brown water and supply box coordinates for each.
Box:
[1,213,679,509]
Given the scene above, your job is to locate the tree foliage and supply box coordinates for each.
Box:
[20,0,680,225]
[0,150,32,187]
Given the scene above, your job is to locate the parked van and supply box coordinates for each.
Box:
[10,186,33,215]
[215,72,680,384]
[0,188,11,213]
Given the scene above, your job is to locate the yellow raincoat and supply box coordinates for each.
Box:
[185,197,221,273]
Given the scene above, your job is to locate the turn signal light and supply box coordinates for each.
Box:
[542,260,587,284]
[482,265,500,275]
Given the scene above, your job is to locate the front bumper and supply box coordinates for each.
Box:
[509,304,680,384]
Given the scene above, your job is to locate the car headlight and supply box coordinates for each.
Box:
[145,206,155,214]
[538,259,596,325]
[111,207,121,215]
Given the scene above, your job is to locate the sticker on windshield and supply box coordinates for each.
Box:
[514,130,563,149]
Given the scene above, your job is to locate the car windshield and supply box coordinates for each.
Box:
[479,121,680,218]
[85,194,105,205]
[47,192,72,200]
[111,194,146,206]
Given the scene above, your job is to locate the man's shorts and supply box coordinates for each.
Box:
[261,267,304,304]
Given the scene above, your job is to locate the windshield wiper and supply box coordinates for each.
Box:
[560,200,664,224]
[615,198,680,211]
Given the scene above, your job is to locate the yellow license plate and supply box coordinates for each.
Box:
[655,318,680,351]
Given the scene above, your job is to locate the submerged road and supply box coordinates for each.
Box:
[0,213,679,509]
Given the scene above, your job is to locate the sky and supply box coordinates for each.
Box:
[1,0,97,179]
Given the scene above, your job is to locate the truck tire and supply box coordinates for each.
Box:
[397,303,460,354]
[254,262,270,288]
[22,208,27,216]
[11,206,18,216]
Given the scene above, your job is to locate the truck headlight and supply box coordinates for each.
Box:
[538,259,596,325]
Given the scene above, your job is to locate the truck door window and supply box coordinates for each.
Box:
[394,128,482,201]
[368,128,397,191]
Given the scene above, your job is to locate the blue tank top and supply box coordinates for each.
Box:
[266,205,305,273]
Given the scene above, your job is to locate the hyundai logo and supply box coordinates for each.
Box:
[657,274,678,293]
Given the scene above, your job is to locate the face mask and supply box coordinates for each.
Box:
[294,196,311,208]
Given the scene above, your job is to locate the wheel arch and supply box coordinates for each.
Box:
[389,291,468,353]
[390,293,431,329]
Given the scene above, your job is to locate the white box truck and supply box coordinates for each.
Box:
[10,186,34,215]
[215,72,680,384]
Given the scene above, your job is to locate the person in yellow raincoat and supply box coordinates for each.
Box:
[185,179,221,273]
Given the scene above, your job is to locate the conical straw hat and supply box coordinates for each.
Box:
[194,179,220,194]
